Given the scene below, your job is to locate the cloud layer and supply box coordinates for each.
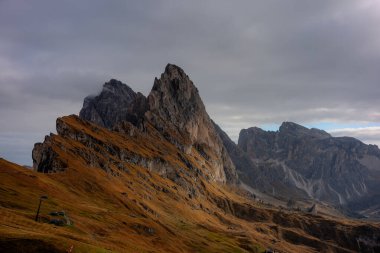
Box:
[330,127,380,148]
[1,0,380,164]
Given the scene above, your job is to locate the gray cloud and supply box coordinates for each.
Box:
[330,127,380,148]
[1,0,380,165]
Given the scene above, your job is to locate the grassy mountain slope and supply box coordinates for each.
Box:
[1,115,380,252]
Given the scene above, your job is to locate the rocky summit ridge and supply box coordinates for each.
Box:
[221,121,380,218]
[79,78,148,127]
[36,64,237,184]
[145,64,237,183]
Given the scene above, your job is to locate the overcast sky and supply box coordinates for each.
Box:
[1,0,380,165]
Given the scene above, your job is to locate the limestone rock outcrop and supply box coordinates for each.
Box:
[33,64,237,184]
[79,79,148,127]
[146,64,237,183]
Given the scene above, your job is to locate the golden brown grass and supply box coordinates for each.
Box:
[1,115,379,252]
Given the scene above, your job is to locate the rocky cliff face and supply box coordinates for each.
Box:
[34,64,237,184]
[213,121,253,179]
[235,122,380,215]
[33,115,219,201]
[79,79,148,127]
[146,64,237,183]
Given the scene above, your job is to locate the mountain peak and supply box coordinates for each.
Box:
[164,63,187,79]
[79,79,147,128]
[77,64,237,183]
[105,78,124,87]
[149,65,199,126]
[279,121,307,132]
[152,64,196,96]
[102,79,135,97]
[279,121,331,138]
[146,65,237,183]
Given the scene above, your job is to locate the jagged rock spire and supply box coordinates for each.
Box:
[79,79,148,128]
[76,64,238,183]
[146,64,237,183]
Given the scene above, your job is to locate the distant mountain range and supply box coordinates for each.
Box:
[1,64,379,252]
[217,121,380,218]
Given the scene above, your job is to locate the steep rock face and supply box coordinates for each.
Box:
[236,122,380,211]
[146,64,237,183]
[79,79,148,127]
[32,135,67,173]
[32,115,222,200]
[35,64,237,184]
[213,121,253,178]
[147,64,204,149]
